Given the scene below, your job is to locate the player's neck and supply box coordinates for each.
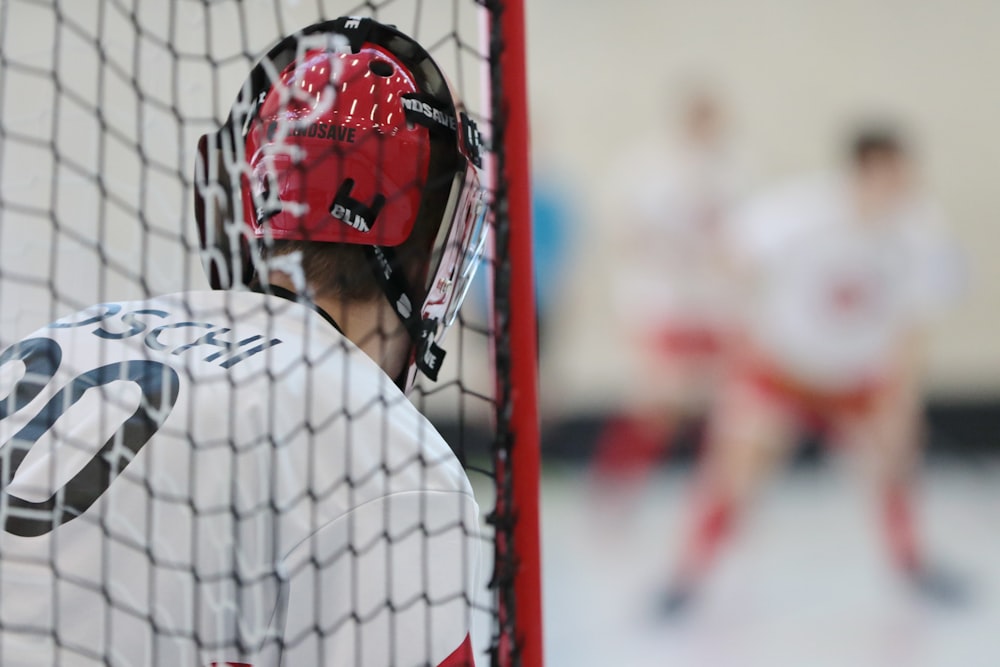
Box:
[267,271,411,379]
[325,299,411,380]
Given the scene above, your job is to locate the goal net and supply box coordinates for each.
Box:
[0,1,540,665]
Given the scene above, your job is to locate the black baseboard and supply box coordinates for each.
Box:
[435,398,1000,466]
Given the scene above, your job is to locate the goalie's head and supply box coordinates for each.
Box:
[194,17,488,385]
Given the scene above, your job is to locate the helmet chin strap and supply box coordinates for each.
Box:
[364,245,446,388]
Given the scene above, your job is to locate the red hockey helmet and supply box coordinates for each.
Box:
[194,17,488,382]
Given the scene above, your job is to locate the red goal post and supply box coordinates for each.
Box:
[491,1,544,666]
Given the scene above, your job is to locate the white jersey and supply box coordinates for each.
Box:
[609,138,746,331]
[727,175,960,390]
[0,290,480,667]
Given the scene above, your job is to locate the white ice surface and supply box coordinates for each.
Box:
[541,462,1000,667]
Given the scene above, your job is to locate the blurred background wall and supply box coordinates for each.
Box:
[525,0,1000,421]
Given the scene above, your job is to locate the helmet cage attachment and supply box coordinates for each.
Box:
[194,17,489,385]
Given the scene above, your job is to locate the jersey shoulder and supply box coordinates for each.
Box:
[725,173,845,259]
[11,290,473,501]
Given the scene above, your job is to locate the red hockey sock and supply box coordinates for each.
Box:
[675,493,735,584]
[883,482,921,573]
[591,415,671,482]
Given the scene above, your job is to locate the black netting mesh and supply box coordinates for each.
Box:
[0,1,521,665]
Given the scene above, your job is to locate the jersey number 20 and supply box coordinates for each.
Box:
[0,337,180,537]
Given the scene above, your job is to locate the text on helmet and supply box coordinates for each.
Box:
[331,203,374,232]
[401,97,457,131]
[266,121,357,143]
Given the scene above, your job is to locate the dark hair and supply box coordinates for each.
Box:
[264,241,380,301]
[850,127,907,167]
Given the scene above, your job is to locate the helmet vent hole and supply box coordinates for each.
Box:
[369,60,394,77]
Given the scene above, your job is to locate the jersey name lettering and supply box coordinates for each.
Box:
[51,304,283,369]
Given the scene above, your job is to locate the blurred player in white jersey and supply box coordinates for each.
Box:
[662,127,964,613]
[0,17,486,666]
[591,87,746,499]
